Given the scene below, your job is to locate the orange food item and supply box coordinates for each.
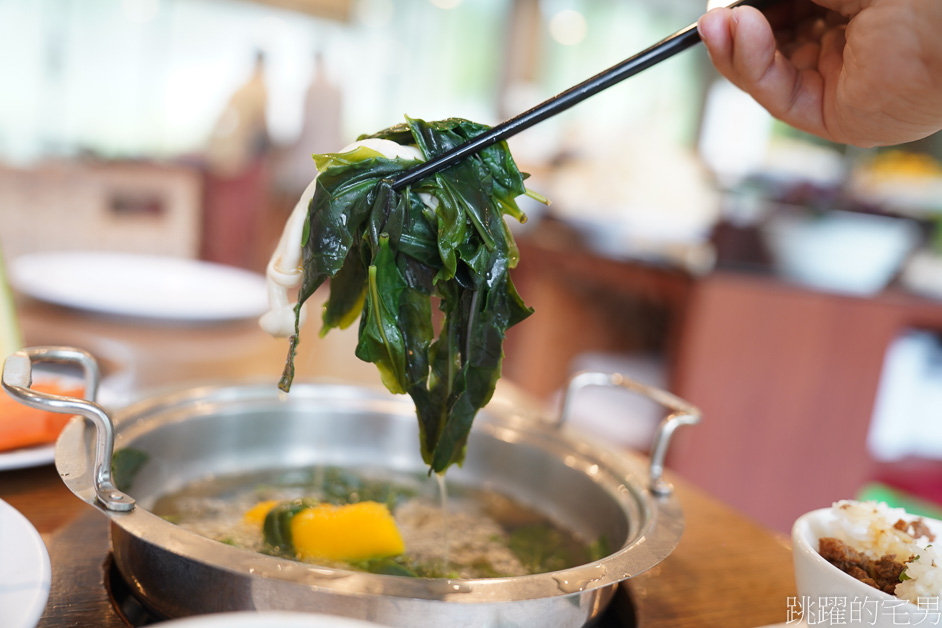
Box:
[0,382,84,452]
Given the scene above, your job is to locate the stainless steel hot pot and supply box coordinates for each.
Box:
[2,346,700,628]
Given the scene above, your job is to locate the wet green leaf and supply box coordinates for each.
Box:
[262,498,319,554]
[111,448,149,492]
[279,116,543,473]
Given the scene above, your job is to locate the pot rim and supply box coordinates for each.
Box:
[2,346,692,605]
[56,380,684,604]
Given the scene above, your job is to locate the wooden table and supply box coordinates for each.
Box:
[1,297,798,627]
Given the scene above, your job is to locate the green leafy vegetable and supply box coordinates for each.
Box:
[279,116,544,474]
[352,555,462,579]
[315,466,416,508]
[352,556,419,578]
[587,536,611,562]
[508,524,596,574]
[262,498,319,554]
[111,448,149,492]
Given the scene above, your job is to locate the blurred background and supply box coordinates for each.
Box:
[2,0,942,533]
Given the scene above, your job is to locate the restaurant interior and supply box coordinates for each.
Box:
[2,0,942,626]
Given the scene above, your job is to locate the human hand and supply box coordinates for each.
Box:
[698,0,942,147]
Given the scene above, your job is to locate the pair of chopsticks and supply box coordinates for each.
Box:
[390,0,780,191]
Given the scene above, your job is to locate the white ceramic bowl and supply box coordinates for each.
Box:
[792,508,942,627]
[763,210,920,296]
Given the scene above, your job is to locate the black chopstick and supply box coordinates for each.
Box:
[389,0,780,191]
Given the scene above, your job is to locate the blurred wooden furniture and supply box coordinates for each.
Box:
[505,220,692,400]
[505,219,942,534]
[200,158,275,272]
[12,290,382,398]
[669,273,942,534]
[0,161,202,261]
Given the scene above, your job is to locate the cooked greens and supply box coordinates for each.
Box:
[278,117,542,474]
[111,448,149,492]
[263,498,319,554]
[508,525,610,575]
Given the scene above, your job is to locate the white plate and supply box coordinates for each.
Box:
[9,251,269,322]
[0,444,54,472]
[0,498,51,628]
[158,611,387,627]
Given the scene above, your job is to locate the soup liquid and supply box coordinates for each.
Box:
[152,465,598,579]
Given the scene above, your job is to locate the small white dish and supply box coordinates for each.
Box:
[0,444,55,471]
[763,210,920,296]
[9,251,268,322]
[157,611,387,627]
[0,498,51,628]
[792,507,942,627]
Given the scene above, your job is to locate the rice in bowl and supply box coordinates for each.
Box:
[792,500,942,627]
[819,500,941,604]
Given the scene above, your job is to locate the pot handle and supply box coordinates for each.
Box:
[556,371,701,497]
[2,346,135,512]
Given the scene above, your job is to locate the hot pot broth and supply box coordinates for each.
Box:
[151,465,605,579]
